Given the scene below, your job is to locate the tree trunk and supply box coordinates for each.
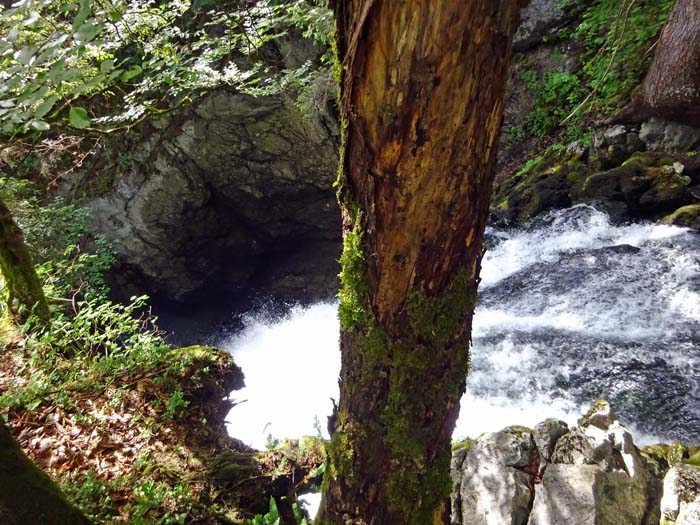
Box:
[617,0,700,126]
[0,422,92,525]
[0,199,50,325]
[318,2,523,524]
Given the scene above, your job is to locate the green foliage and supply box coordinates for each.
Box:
[0,0,334,136]
[0,176,171,413]
[515,0,674,143]
[61,472,195,525]
[164,389,190,420]
[251,496,309,525]
[572,0,674,113]
[522,69,584,139]
[68,107,91,129]
[131,480,191,525]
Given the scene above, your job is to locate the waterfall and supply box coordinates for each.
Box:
[217,205,700,450]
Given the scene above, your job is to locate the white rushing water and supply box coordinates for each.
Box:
[218,205,700,450]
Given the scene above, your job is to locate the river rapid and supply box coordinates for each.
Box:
[213,205,700,450]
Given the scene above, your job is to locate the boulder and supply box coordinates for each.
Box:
[533,401,659,525]
[449,403,665,525]
[661,204,700,232]
[640,118,700,153]
[532,418,569,473]
[513,0,573,52]
[660,464,700,524]
[451,430,537,525]
[591,124,646,170]
[529,464,650,525]
[491,145,587,224]
[573,153,694,221]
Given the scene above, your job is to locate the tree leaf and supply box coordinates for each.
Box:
[108,9,123,22]
[74,22,103,43]
[29,120,50,131]
[15,46,37,65]
[69,107,91,129]
[120,65,142,83]
[69,73,106,95]
[100,58,115,73]
[34,95,58,119]
[72,0,91,31]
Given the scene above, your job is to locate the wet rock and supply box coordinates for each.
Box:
[451,430,537,525]
[661,204,700,231]
[513,0,573,52]
[491,145,586,224]
[642,442,691,478]
[640,118,700,153]
[578,399,616,430]
[660,464,700,524]
[591,124,645,169]
[573,153,694,221]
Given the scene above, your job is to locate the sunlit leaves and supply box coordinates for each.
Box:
[34,94,58,119]
[68,106,90,129]
[72,0,91,30]
[120,64,141,83]
[0,0,333,137]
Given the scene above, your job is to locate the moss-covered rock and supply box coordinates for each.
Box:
[165,345,244,429]
[661,204,700,231]
[572,152,694,221]
[491,145,589,224]
[642,443,691,480]
[493,147,700,225]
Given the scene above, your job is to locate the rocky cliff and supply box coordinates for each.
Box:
[451,402,700,525]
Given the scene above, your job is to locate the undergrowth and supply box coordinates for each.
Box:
[515,0,674,143]
[0,166,234,523]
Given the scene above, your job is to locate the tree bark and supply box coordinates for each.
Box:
[0,422,92,525]
[0,199,50,325]
[616,0,700,126]
[318,2,523,524]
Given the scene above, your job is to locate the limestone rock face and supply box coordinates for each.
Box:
[535,414,656,524]
[640,118,700,153]
[87,88,340,302]
[451,431,537,525]
[529,464,650,525]
[661,464,700,524]
[450,402,664,525]
[532,419,569,473]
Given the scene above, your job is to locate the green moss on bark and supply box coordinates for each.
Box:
[337,228,370,332]
[0,423,91,525]
[326,261,476,524]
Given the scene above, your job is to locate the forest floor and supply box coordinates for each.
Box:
[0,319,323,525]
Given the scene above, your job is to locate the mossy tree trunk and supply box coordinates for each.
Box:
[318,2,523,524]
[618,0,700,126]
[0,199,50,325]
[0,422,92,525]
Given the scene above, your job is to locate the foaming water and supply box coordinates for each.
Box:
[220,302,339,449]
[218,205,700,450]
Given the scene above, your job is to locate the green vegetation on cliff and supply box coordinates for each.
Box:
[512,0,675,143]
